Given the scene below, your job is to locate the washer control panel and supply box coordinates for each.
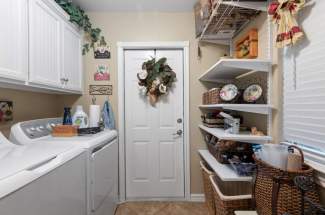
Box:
[20,118,62,139]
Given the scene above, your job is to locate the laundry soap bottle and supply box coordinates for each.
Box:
[72,105,89,128]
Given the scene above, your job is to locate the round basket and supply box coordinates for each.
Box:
[253,145,320,215]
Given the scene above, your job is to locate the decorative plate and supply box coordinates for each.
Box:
[243,84,263,103]
[219,84,238,102]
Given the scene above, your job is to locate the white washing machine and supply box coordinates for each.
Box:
[10,118,119,215]
[0,132,87,215]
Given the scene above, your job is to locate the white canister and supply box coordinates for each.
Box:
[89,105,100,128]
[260,144,289,170]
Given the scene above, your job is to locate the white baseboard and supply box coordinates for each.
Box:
[118,194,206,203]
[189,194,205,202]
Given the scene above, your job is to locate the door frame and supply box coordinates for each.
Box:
[117,41,190,202]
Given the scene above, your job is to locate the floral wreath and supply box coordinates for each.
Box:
[137,57,176,105]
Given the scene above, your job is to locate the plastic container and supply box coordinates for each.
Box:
[72,105,89,128]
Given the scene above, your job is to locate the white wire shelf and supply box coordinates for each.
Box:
[199,0,268,45]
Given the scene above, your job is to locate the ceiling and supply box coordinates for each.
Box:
[71,0,197,12]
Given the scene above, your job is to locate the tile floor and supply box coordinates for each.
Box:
[115,201,209,215]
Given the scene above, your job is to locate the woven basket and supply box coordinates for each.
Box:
[209,88,221,104]
[253,146,320,215]
[200,161,216,215]
[210,175,252,215]
[202,92,210,104]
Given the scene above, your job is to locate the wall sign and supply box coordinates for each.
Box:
[94,41,111,59]
[94,64,110,81]
[0,101,13,122]
[89,85,112,95]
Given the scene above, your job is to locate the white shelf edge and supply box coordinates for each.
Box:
[220,1,268,12]
[198,149,252,182]
[198,59,272,82]
[199,125,271,144]
[199,104,273,115]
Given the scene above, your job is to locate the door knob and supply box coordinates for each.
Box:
[173,130,183,136]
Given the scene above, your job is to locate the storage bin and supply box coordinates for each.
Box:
[209,88,221,104]
[253,146,320,215]
[210,174,253,215]
[202,91,210,105]
[200,161,216,215]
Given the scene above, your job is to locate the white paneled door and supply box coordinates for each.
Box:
[125,50,184,199]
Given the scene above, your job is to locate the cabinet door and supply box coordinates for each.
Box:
[62,23,83,92]
[29,0,62,88]
[0,0,28,82]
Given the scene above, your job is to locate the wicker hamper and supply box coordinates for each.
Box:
[209,88,221,104]
[253,146,320,215]
[200,161,216,215]
[209,174,253,215]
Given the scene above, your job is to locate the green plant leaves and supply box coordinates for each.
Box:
[55,0,107,55]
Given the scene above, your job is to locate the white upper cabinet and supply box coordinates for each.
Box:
[62,23,83,92]
[0,0,84,94]
[29,0,62,88]
[0,0,28,82]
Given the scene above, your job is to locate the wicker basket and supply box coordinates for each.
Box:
[202,92,210,104]
[200,161,216,215]
[210,175,253,215]
[209,88,221,104]
[253,146,320,215]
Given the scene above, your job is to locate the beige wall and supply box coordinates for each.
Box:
[58,11,228,194]
[233,13,282,143]
[0,88,61,137]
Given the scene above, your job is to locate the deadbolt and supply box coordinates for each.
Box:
[177,118,183,123]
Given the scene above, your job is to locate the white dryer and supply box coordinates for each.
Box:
[10,118,119,215]
[0,132,87,215]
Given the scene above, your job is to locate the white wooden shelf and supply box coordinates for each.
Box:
[199,104,272,115]
[198,59,271,82]
[199,125,271,144]
[198,149,252,182]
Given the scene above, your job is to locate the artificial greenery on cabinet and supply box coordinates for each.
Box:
[55,0,106,55]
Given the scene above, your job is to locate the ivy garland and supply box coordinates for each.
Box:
[137,57,177,105]
[55,0,106,55]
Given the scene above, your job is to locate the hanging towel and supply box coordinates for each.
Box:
[102,100,115,129]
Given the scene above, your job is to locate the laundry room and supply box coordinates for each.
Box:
[0,0,324,215]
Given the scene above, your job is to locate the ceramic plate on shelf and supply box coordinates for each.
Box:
[243,84,263,103]
[219,84,238,102]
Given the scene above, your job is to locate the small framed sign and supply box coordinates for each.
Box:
[0,101,13,122]
[94,64,110,81]
[89,85,112,95]
[93,36,111,59]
